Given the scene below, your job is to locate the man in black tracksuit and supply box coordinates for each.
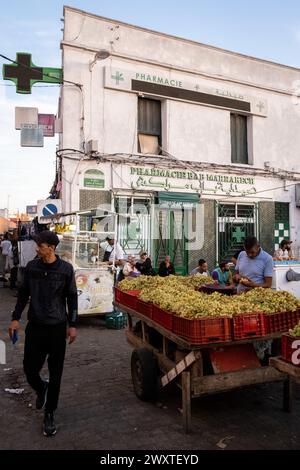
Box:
[9,231,78,437]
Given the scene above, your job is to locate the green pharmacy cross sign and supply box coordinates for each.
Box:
[232,226,245,243]
[2,53,62,94]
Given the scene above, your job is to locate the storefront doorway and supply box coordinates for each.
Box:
[153,192,200,275]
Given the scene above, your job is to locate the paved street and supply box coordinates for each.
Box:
[0,287,300,450]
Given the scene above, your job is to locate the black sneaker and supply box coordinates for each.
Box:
[43,412,57,437]
[36,380,48,410]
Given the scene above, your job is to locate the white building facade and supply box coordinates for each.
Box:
[55,6,300,273]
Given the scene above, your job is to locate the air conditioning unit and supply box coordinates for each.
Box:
[86,139,98,153]
[295,184,300,207]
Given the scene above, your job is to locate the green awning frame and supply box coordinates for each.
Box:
[156,192,200,203]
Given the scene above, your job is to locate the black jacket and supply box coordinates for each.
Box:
[12,256,78,327]
[158,261,175,277]
[136,258,156,276]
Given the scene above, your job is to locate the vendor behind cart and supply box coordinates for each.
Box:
[103,236,125,282]
[235,236,273,294]
[104,236,125,266]
[100,237,114,262]
[235,236,274,363]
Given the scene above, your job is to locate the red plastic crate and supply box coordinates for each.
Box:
[281,334,300,366]
[136,299,153,319]
[232,312,267,340]
[119,290,141,310]
[173,316,232,344]
[264,310,300,334]
[152,305,174,331]
[114,287,122,303]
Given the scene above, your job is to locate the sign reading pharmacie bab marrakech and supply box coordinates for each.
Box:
[128,166,256,196]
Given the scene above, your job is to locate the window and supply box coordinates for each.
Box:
[138,98,161,154]
[230,113,248,164]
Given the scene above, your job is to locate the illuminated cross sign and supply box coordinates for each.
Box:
[2,53,62,94]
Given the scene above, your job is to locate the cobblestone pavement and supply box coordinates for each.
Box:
[0,287,300,450]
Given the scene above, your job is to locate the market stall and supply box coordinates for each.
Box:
[114,275,300,432]
[55,210,117,316]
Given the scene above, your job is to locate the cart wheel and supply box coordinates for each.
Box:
[131,348,158,401]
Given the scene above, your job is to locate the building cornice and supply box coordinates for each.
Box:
[63,6,300,74]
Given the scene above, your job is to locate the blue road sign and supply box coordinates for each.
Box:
[42,204,58,217]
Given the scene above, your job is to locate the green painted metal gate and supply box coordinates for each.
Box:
[115,196,151,255]
[153,192,200,275]
[217,202,257,262]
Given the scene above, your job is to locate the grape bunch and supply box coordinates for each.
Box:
[289,321,300,337]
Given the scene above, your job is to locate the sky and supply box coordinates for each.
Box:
[1,0,300,213]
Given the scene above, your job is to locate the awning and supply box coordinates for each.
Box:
[156,192,200,209]
[157,192,200,203]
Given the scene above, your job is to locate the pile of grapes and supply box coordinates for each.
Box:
[243,288,300,314]
[118,276,300,319]
[118,274,213,292]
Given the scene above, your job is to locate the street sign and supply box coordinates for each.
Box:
[37,199,62,223]
[15,107,38,129]
[38,114,55,137]
[2,53,62,94]
[26,205,37,216]
[20,124,44,147]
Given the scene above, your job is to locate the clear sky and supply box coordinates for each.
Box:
[1,0,300,213]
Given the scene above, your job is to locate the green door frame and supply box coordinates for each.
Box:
[153,192,199,275]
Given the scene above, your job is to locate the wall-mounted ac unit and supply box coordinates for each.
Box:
[86,140,98,153]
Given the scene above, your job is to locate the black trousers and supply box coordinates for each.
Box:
[10,266,18,288]
[23,322,67,413]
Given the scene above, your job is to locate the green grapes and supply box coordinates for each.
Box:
[289,321,300,337]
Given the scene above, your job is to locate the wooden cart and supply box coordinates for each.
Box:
[116,302,291,433]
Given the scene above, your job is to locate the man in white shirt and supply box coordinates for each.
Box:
[105,237,125,283]
[106,237,125,266]
[100,237,113,262]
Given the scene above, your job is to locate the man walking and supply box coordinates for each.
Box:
[8,231,78,437]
